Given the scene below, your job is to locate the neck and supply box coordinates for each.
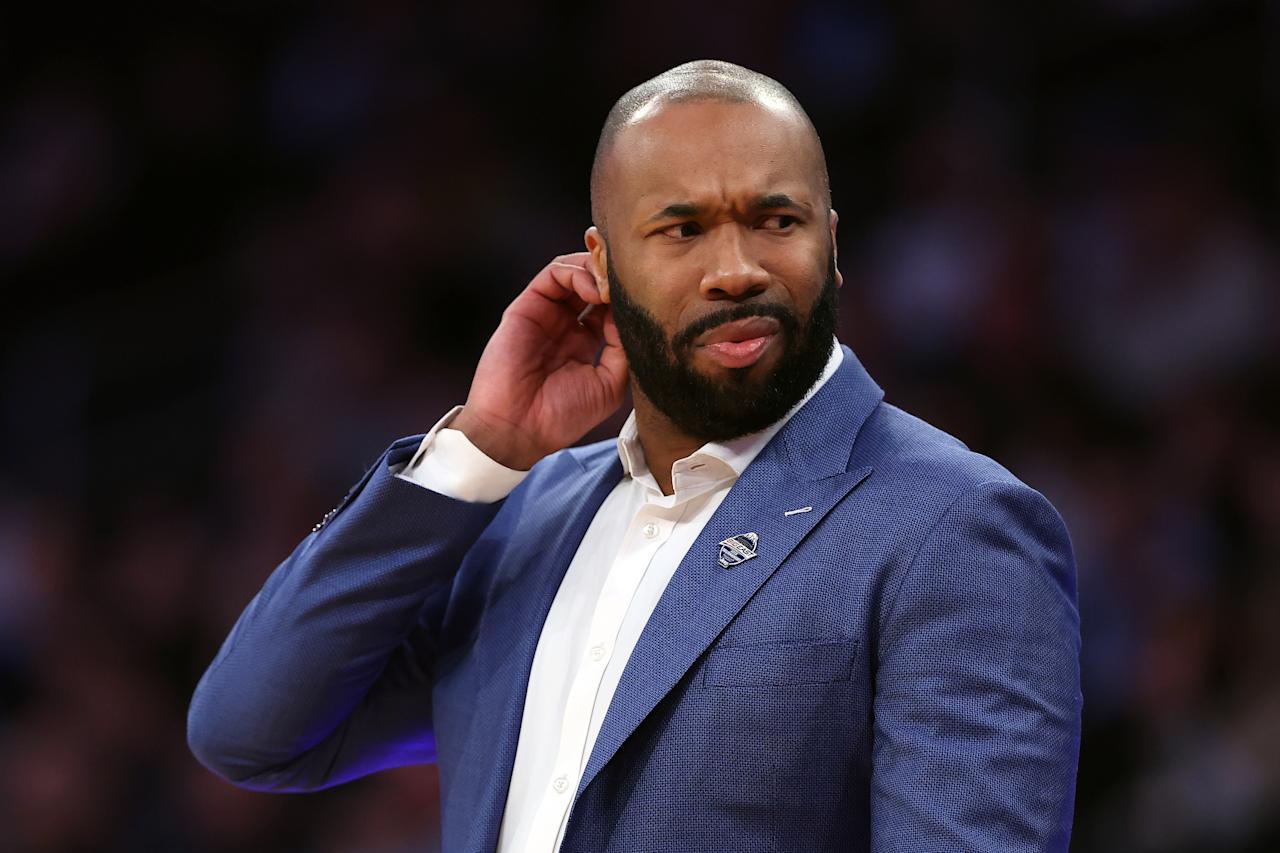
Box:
[630,386,705,496]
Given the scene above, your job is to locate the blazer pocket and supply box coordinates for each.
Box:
[701,638,858,688]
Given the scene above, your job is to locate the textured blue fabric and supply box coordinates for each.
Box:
[188,346,1082,852]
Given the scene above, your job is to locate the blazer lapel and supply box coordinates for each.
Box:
[575,345,884,797]
[459,446,623,853]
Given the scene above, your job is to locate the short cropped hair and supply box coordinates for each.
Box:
[589,59,831,232]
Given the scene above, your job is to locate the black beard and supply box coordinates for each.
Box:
[607,250,838,443]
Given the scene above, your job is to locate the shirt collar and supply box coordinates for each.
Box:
[616,338,844,493]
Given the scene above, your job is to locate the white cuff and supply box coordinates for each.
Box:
[393,405,530,503]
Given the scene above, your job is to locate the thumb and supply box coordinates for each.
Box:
[595,308,629,400]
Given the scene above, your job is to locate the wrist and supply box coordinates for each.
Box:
[449,409,542,471]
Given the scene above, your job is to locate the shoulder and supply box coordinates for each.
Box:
[848,400,1060,523]
[848,401,1077,629]
[840,399,1074,587]
[857,401,1018,493]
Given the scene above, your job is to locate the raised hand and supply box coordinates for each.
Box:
[450,252,628,470]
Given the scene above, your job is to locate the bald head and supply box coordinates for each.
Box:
[589,60,831,232]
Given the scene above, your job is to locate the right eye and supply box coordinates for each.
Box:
[658,222,701,239]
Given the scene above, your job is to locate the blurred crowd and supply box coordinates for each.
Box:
[1,2,1277,851]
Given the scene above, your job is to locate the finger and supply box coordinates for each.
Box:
[577,302,606,335]
[544,252,594,292]
[593,306,629,395]
[518,252,599,301]
[504,254,599,334]
[523,259,589,300]
[508,288,587,339]
[572,299,616,344]
[551,251,592,267]
[542,262,604,306]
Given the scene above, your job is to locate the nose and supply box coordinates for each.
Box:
[698,225,769,301]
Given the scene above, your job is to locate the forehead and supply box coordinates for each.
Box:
[604,99,821,224]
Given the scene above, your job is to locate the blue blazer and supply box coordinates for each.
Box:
[189,345,1082,852]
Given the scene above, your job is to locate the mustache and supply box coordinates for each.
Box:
[671,300,800,353]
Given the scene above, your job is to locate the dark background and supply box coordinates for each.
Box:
[2,1,1278,850]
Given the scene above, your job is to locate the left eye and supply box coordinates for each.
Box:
[761,215,797,229]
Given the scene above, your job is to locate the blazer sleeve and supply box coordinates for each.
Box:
[870,479,1083,852]
[186,434,502,792]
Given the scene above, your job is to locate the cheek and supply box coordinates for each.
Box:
[634,266,703,329]
[754,230,825,273]
[764,273,821,319]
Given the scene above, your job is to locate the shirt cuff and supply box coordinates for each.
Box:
[393,405,530,503]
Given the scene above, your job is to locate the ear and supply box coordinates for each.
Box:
[828,208,843,289]
[584,226,612,303]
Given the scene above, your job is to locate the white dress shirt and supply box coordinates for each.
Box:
[394,339,842,852]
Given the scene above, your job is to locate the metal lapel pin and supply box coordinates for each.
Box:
[718,532,759,568]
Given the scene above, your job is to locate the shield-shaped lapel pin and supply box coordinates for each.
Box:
[717,532,759,568]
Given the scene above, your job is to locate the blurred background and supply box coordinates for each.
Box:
[1,1,1277,850]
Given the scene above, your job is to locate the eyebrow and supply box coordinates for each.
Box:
[757,193,806,211]
[645,202,701,223]
[643,193,810,224]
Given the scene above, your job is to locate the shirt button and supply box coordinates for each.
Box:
[589,644,606,661]
[642,522,659,539]
[552,776,570,793]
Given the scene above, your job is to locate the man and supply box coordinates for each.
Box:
[189,60,1082,851]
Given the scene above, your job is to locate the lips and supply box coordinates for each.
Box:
[695,316,781,369]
